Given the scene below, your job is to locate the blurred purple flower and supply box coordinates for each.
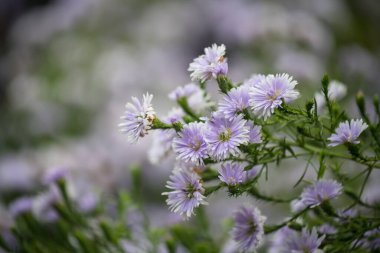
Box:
[357,227,380,250]
[218,86,251,120]
[328,119,368,147]
[43,167,68,185]
[232,204,266,252]
[119,93,156,143]
[241,74,266,89]
[317,224,337,235]
[205,113,249,161]
[173,122,208,165]
[269,226,295,253]
[9,197,34,217]
[168,83,199,101]
[300,179,343,207]
[243,166,259,182]
[249,73,299,119]
[284,228,325,253]
[162,169,207,218]
[218,163,245,186]
[246,121,262,144]
[188,44,228,82]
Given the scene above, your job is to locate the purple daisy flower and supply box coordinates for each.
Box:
[173,122,208,165]
[218,86,251,120]
[162,169,207,218]
[284,228,325,253]
[328,119,368,147]
[232,204,266,252]
[317,224,337,235]
[119,93,156,143]
[9,197,34,217]
[42,167,68,185]
[246,121,262,144]
[269,226,296,253]
[249,73,299,119]
[300,179,343,208]
[218,163,245,186]
[243,166,259,182]
[205,113,249,161]
[168,83,199,101]
[188,44,228,82]
[358,227,380,250]
[241,74,266,89]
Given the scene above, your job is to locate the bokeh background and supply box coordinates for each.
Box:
[1,0,380,250]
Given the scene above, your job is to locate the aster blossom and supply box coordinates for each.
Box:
[232,205,266,252]
[172,122,208,165]
[119,93,156,143]
[168,83,199,101]
[246,121,262,144]
[328,119,368,147]
[188,44,228,82]
[204,113,249,161]
[300,179,343,207]
[283,228,325,253]
[218,163,245,186]
[162,169,207,218]
[218,86,251,120]
[249,73,299,119]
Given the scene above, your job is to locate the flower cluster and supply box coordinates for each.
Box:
[119,44,376,252]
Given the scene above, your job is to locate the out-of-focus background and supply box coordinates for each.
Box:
[1,0,380,244]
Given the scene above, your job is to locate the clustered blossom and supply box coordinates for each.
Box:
[162,169,207,218]
[119,93,156,143]
[328,119,368,147]
[300,179,343,208]
[188,44,228,82]
[117,44,377,253]
[168,83,199,101]
[218,163,245,186]
[249,73,299,119]
[172,122,208,165]
[232,205,266,252]
[205,113,249,160]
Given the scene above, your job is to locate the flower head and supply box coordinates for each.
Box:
[241,74,266,89]
[284,228,325,253]
[168,83,199,101]
[173,122,208,165]
[188,44,228,82]
[9,197,34,217]
[119,93,155,143]
[246,121,262,144]
[317,224,337,235]
[232,205,266,252]
[43,167,68,185]
[218,163,245,186]
[300,179,343,207]
[218,86,251,120]
[205,113,249,161]
[328,119,368,147]
[243,166,259,182]
[249,73,299,119]
[162,169,207,218]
